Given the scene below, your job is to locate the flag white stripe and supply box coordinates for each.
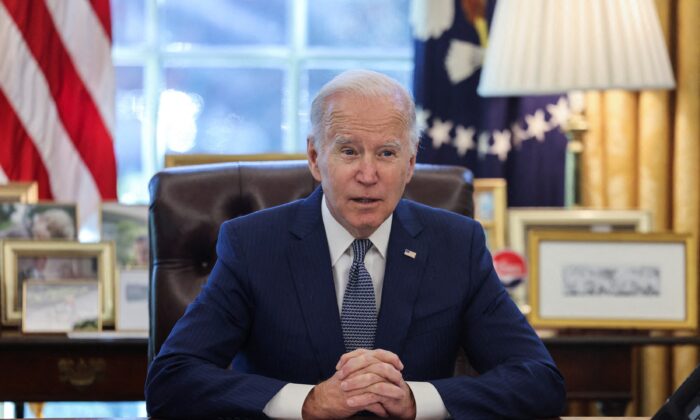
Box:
[0,3,101,227]
[45,0,115,134]
[0,165,7,183]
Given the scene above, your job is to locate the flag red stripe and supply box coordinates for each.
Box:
[2,0,117,199]
[89,0,112,42]
[0,89,54,200]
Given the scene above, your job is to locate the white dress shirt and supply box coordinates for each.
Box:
[263,195,449,419]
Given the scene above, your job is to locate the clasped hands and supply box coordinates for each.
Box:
[302,348,416,419]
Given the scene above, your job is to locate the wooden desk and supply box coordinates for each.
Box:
[1,332,696,417]
[0,332,148,417]
[545,335,700,415]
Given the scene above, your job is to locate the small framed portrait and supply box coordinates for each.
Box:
[0,182,39,203]
[528,230,697,330]
[473,178,506,251]
[1,240,115,326]
[116,268,149,331]
[0,203,78,240]
[100,203,149,269]
[22,280,101,333]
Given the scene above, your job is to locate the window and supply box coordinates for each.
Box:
[112,0,414,203]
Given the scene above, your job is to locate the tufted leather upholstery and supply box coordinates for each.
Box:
[148,160,474,360]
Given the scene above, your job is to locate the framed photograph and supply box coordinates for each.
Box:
[473,178,506,251]
[116,268,149,331]
[0,203,78,240]
[2,240,115,326]
[100,203,149,269]
[164,153,306,168]
[0,182,39,203]
[528,230,697,329]
[22,280,101,333]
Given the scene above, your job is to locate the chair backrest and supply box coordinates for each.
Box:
[148,160,474,360]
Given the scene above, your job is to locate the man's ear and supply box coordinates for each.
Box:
[405,147,417,183]
[307,136,322,182]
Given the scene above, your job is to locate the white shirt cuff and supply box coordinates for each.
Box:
[407,381,451,419]
[262,383,314,419]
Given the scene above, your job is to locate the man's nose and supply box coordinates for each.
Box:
[356,156,378,184]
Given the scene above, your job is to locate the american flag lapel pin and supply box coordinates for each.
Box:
[404,249,417,259]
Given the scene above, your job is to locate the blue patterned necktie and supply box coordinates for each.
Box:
[341,239,377,351]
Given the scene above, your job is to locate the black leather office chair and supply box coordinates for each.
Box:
[147,160,474,361]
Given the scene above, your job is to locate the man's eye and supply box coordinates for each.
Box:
[341,148,356,156]
[380,150,396,157]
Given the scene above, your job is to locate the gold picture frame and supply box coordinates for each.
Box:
[528,230,697,330]
[473,178,507,251]
[1,240,116,326]
[164,153,307,168]
[22,280,102,333]
[0,182,39,203]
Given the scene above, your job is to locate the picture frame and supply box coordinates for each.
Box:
[528,230,697,330]
[0,203,78,240]
[115,268,149,331]
[0,182,39,203]
[164,153,307,168]
[22,280,101,333]
[1,240,116,326]
[100,202,149,269]
[473,178,507,251]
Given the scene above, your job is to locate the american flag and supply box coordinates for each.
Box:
[411,0,568,206]
[0,0,117,232]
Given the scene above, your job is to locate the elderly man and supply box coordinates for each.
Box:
[145,70,565,419]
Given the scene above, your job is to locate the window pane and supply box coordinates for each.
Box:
[308,0,411,48]
[111,0,145,47]
[160,0,288,46]
[114,66,147,203]
[298,67,413,143]
[161,67,285,154]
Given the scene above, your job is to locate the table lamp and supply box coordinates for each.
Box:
[477,0,675,205]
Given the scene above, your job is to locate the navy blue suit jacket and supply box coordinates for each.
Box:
[145,187,565,418]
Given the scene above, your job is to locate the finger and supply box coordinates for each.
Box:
[364,402,389,417]
[336,348,369,369]
[346,392,383,408]
[338,349,403,371]
[338,352,403,379]
[340,372,385,392]
[343,363,403,388]
[366,381,406,400]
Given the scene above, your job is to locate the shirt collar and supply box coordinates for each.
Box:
[322,194,392,266]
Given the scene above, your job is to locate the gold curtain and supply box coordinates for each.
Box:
[581,0,699,415]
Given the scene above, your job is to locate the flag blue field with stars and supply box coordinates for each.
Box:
[411,0,569,207]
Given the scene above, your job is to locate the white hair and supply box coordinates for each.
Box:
[309,69,419,152]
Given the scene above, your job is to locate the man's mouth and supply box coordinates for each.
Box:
[351,197,380,204]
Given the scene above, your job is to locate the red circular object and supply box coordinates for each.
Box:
[493,249,527,287]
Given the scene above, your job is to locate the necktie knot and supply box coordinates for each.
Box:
[351,239,372,263]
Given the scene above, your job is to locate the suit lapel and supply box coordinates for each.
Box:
[287,188,345,378]
[375,201,428,354]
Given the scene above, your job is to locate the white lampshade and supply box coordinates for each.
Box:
[477,0,676,96]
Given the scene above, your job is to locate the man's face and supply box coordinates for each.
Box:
[308,93,416,238]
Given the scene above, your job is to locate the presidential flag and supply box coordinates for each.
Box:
[411,0,569,206]
[0,0,117,232]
